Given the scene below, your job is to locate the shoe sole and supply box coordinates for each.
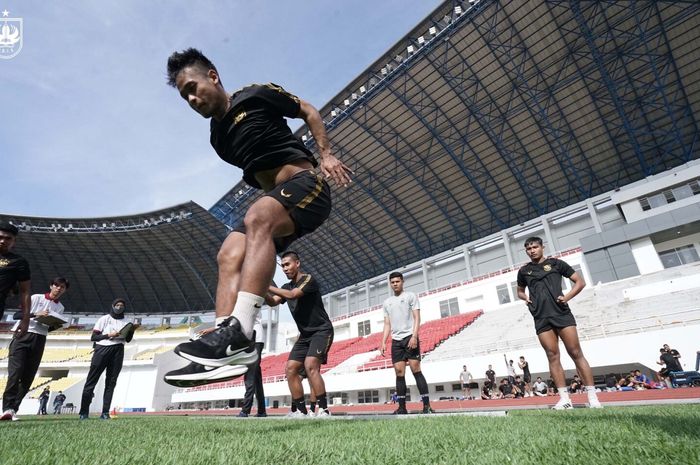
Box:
[163,364,249,388]
[552,404,573,410]
[174,346,259,368]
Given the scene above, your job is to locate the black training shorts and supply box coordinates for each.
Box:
[288,330,334,364]
[233,170,331,253]
[534,312,577,335]
[391,335,421,364]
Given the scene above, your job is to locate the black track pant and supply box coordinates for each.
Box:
[2,332,46,412]
[79,344,124,415]
[241,342,266,414]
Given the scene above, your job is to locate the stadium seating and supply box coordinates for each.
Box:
[359,311,483,371]
[427,267,700,361]
[28,377,82,398]
[40,348,93,363]
[134,346,175,360]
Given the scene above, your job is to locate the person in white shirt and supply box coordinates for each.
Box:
[459,365,474,400]
[1,277,69,421]
[78,298,137,420]
[533,377,548,397]
[380,272,434,414]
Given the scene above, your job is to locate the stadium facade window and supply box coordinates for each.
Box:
[658,245,700,269]
[357,390,379,404]
[328,392,348,405]
[435,385,444,392]
[439,297,460,318]
[357,320,371,337]
[496,284,511,304]
[638,178,700,211]
[510,281,519,302]
[451,383,462,391]
[389,389,411,401]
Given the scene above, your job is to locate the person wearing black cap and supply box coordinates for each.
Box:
[0,222,31,335]
[78,298,137,420]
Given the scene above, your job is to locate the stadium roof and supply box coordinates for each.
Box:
[1,202,228,314]
[211,0,700,294]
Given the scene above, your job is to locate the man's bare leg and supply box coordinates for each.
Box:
[559,326,601,407]
[537,329,571,408]
[286,360,305,399]
[232,197,295,338]
[304,356,326,399]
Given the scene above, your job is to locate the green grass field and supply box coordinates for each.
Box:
[1,405,699,465]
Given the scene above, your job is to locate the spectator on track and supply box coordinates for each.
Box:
[498,378,516,399]
[630,370,653,390]
[569,374,583,393]
[533,377,548,397]
[459,365,474,400]
[485,365,496,387]
[53,391,66,414]
[37,387,50,415]
[657,346,683,387]
[513,375,526,398]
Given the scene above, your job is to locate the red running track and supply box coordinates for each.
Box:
[129,387,700,417]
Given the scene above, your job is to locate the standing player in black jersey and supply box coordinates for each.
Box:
[516,237,601,409]
[163,49,351,386]
[266,251,333,417]
[0,222,31,336]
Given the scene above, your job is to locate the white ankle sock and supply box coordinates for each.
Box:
[557,387,570,401]
[232,292,264,338]
[215,316,228,327]
[585,386,597,397]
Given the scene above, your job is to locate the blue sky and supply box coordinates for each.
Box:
[1,0,441,218]
[1,1,441,320]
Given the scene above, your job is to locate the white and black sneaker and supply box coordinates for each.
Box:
[174,317,258,368]
[164,362,249,387]
[552,398,574,410]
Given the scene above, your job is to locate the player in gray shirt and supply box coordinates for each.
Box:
[381,272,434,414]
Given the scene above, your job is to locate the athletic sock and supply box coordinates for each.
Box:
[396,375,407,409]
[231,292,264,339]
[293,397,307,415]
[557,387,570,402]
[309,401,317,413]
[316,394,328,410]
[397,396,406,409]
[215,316,228,327]
[585,386,598,398]
[414,371,429,396]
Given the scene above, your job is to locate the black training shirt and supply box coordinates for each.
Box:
[517,258,576,319]
[209,83,317,189]
[281,273,332,335]
[0,252,31,314]
[660,352,682,372]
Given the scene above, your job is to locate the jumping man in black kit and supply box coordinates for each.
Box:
[162,49,352,386]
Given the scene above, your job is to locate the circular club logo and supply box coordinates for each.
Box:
[0,10,22,59]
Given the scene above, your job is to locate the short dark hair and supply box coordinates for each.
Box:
[281,250,300,262]
[389,271,403,281]
[0,221,18,236]
[166,48,218,87]
[524,236,543,247]
[50,277,70,289]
